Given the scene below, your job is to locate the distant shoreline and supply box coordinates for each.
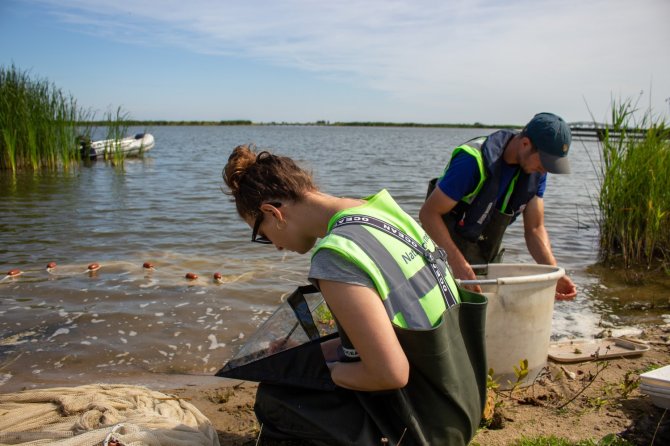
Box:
[78,120,519,129]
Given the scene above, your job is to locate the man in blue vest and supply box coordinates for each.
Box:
[419,112,577,300]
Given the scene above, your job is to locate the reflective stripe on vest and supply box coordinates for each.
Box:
[314,191,459,328]
[441,137,486,204]
[445,136,521,212]
[332,216,458,308]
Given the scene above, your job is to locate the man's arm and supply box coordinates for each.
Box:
[419,188,481,292]
[522,196,577,300]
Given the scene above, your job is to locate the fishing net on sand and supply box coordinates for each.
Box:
[0,384,219,446]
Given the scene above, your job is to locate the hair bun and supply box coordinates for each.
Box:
[222,143,315,220]
[223,144,257,195]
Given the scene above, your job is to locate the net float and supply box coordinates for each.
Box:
[143,262,155,269]
[46,262,57,270]
[87,263,101,272]
[213,272,223,283]
[185,272,198,280]
[7,268,22,277]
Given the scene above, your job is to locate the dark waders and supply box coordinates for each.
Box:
[426,178,511,265]
[253,288,487,446]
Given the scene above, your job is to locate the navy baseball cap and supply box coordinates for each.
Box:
[523,113,572,174]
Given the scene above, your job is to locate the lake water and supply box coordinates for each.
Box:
[0,125,665,392]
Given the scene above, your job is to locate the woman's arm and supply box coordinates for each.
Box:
[318,279,409,391]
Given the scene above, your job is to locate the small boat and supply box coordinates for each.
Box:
[81,133,155,160]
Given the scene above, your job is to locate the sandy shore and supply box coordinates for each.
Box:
[1,325,668,446]
[167,324,670,446]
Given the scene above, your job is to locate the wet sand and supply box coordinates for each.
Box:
[165,323,670,446]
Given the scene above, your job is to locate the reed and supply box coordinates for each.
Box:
[596,99,670,269]
[0,64,86,171]
[100,106,131,166]
[0,65,131,171]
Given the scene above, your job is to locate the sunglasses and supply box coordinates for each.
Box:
[251,202,282,244]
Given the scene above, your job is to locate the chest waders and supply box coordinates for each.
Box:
[325,215,488,446]
[426,177,512,265]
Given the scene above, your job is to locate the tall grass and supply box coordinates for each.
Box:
[0,65,132,172]
[90,106,132,166]
[597,99,670,269]
[0,64,88,171]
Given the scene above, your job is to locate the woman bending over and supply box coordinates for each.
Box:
[223,144,487,446]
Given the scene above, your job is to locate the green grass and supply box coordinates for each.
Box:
[0,64,85,171]
[596,98,670,269]
[0,64,131,171]
[503,434,633,446]
[100,106,131,165]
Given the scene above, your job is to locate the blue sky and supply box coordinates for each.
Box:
[1,0,669,125]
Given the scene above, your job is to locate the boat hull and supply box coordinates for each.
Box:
[84,133,155,159]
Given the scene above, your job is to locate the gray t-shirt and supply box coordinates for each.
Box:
[308,249,375,290]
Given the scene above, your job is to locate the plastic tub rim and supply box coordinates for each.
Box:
[457,263,565,286]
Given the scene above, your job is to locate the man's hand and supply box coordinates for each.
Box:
[555,275,577,301]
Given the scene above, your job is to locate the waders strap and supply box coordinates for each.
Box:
[332,216,458,309]
[287,285,321,341]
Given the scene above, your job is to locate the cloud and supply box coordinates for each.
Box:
[31,0,670,122]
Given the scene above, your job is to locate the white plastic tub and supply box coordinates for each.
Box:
[459,263,565,389]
